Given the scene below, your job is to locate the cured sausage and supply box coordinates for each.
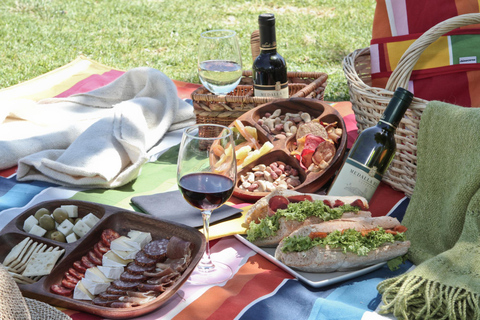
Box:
[111,280,142,290]
[138,283,165,292]
[120,272,146,283]
[143,239,168,261]
[166,236,193,260]
[101,229,120,247]
[81,255,96,269]
[126,262,154,275]
[50,284,73,296]
[61,278,77,289]
[64,272,79,284]
[92,297,113,307]
[268,196,289,212]
[98,292,123,300]
[73,260,87,273]
[93,243,104,259]
[88,250,102,266]
[134,251,156,267]
[68,268,84,280]
[106,287,127,295]
[96,241,110,254]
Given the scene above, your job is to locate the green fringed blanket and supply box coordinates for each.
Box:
[377,101,480,319]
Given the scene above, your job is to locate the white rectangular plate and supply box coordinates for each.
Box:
[234,234,385,288]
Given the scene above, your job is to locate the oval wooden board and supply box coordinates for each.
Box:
[0,199,205,319]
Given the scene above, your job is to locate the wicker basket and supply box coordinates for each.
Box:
[192,70,327,137]
[343,13,480,196]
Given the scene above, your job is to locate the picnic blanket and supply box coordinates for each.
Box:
[0,56,412,320]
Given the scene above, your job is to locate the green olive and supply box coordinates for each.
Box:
[68,218,75,224]
[52,208,68,224]
[49,231,66,242]
[74,218,81,224]
[39,215,55,231]
[34,208,50,220]
[45,230,55,239]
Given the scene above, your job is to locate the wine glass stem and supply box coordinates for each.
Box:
[199,210,215,272]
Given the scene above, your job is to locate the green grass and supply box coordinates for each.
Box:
[0,0,375,101]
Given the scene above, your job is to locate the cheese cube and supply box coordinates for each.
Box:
[57,219,74,236]
[85,267,112,284]
[61,205,78,218]
[73,280,94,300]
[111,236,139,251]
[73,220,90,238]
[23,216,38,233]
[82,213,99,228]
[66,233,78,243]
[82,277,110,295]
[98,265,124,280]
[28,225,46,237]
[102,251,131,267]
[128,230,152,249]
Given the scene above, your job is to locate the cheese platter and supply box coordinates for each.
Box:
[0,200,205,319]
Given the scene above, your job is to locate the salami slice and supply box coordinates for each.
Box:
[166,236,193,260]
[106,286,127,295]
[88,250,102,266]
[351,199,369,211]
[126,262,155,275]
[134,251,156,267]
[268,196,289,212]
[73,260,87,273]
[68,268,84,280]
[93,243,104,259]
[50,284,73,296]
[101,229,120,247]
[143,239,169,261]
[64,272,79,284]
[98,292,124,301]
[111,279,142,290]
[81,255,96,269]
[120,271,146,283]
[138,283,165,292]
[97,241,110,254]
[61,278,76,289]
[92,297,113,307]
[287,195,313,203]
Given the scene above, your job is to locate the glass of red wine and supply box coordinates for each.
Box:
[177,124,236,285]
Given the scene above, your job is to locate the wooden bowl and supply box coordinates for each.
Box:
[232,98,347,201]
[0,200,205,319]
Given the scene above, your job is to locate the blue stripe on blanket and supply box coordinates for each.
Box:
[388,197,410,222]
[0,177,53,211]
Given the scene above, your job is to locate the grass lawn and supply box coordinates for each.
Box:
[0,0,375,101]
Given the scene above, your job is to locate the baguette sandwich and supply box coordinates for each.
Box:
[274,216,410,272]
[244,189,371,247]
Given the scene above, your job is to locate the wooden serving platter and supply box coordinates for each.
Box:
[0,200,205,319]
[232,98,347,201]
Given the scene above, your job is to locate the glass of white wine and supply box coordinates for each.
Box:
[198,29,243,95]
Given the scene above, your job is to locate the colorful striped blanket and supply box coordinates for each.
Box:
[0,56,412,320]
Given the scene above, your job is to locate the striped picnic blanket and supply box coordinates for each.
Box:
[0,56,411,320]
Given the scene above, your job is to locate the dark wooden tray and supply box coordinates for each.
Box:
[0,199,205,319]
[232,98,347,201]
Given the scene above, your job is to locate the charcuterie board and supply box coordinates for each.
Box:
[231,98,347,201]
[0,200,205,319]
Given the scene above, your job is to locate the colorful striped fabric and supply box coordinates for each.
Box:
[370,0,480,107]
[0,57,411,320]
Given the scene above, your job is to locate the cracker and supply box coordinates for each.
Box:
[22,250,64,277]
[10,272,35,285]
[3,237,31,266]
[11,242,42,273]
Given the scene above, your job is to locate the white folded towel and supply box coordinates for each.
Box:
[0,67,195,188]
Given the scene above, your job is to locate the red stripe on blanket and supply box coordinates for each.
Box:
[173,254,293,319]
[369,182,406,217]
[55,70,125,98]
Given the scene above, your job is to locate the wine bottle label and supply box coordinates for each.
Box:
[328,158,382,201]
[254,82,288,98]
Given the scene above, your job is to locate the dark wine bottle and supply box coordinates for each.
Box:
[252,13,288,98]
[328,87,414,201]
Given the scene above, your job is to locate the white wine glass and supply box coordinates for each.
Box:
[198,29,243,95]
[177,124,236,284]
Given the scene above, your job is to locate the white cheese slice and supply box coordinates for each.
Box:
[82,213,100,228]
[73,280,94,300]
[97,265,124,280]
[110,236,138,251]
[102,251,131,267]
[82,277,110,295]
[111,248,138,260]
[28,225,47,237]
[128,231,152,249]
[85,267,112,284]
[66,233,78,243]
[23,216,38,233]
[73,220,90,238]
[61,205,78,218]
[57,219,74,236]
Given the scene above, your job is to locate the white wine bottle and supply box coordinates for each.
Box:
[328,87,414,201]
[252,13,288,98]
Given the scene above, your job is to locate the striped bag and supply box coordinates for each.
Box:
[370,0,480,107]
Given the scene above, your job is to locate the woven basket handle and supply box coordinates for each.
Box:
[386,13,480,91]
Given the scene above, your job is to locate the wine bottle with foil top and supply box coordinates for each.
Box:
[328,87,414,201]
[252,13,288,98]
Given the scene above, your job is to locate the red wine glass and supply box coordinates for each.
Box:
[177,124,236,284]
